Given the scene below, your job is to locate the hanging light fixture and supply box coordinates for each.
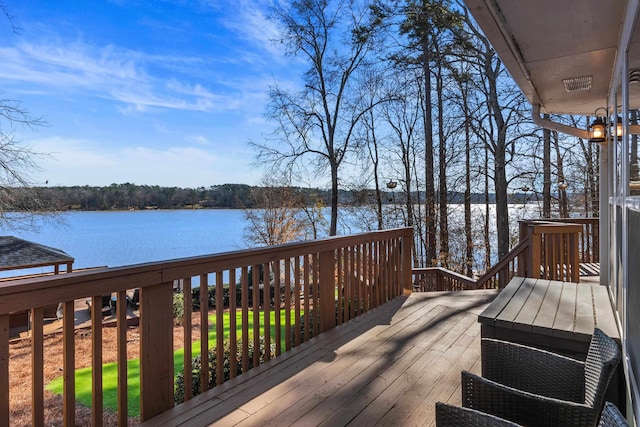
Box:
[588,108,607,143]
[613,116,623,139]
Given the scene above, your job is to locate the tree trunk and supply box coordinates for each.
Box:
[484,144,491,270]
[421,35,437,267]
[554,132,569,217]
[543,115,551,217]
[330,161,339,235]
[436,63,449,268]
[463,88,473,277]
[494,148,510,259]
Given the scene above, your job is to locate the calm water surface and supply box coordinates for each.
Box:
[2,210,248,274]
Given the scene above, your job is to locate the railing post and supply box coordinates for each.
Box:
[140,281,174,421]
[402,230,412,296]
[518,221,528,276]
[570,232,580,283]
[528,225,541,279]
[319,250,336,333]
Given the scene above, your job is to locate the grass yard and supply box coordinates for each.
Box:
[46,310,299,417]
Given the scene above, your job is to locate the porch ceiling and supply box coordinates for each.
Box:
[463,0,639,115]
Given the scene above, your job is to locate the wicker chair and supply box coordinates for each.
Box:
[462,328,620,427]
[598,402,628,426]
[435,402,521,426]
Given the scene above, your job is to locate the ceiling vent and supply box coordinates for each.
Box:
[629,69,640,84]
[562,75,593,92]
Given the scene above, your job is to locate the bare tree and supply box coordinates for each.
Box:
[243,185,307,247]
[0,4,56,229]
[256,0,383,236]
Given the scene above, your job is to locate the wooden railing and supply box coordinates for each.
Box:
[519,217,599,264]
[0,227,412,426]
[412,217,599,291]
[412,238,530,291]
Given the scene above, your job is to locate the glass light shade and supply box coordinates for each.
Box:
[589,117,606,142]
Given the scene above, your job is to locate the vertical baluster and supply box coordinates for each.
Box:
[228,270,237,379]
[62,301,75,427]
[374,241,380,306]
[392,238,398,296]
[252,264,260,367]
[263,263,271,361]
[337,248,344,325]
[0,314,8,427]
[91,295,103,427]
[31,307,44,427]
[183,278,193,400]
[241,266,249,373]
[284,259,292,351]
[391,238,400,298]
[313,253,320,336]
[273,260,281,356]
[357,245,363,315]
[199,274,209,393]
[364,244,370,311]
[117,291,128,425]
[216,271,224,385]
[303,256,310,341]
[349,246,355,319]
[373,241,378,304]
[381,240,387,301]
[294,259,301,347]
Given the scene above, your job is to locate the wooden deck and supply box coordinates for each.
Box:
[144,289,498,427]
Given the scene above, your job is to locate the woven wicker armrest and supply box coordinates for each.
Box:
[481,338,585,402]
[462,371,600,427]
[598,402,629,426]
[435,402,521,426]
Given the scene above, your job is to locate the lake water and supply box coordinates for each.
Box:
[0,204,541,278]
[0,210,250,276]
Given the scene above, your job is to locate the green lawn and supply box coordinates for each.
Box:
[46,310,298,417]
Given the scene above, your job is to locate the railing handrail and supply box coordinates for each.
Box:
[476,238,530,288]
[0,227,413,314]
[412,237,530,290]
[412,217,598,291]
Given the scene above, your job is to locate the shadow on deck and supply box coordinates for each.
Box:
[144,290,498,427]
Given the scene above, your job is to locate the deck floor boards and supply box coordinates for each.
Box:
[144,290,497,427]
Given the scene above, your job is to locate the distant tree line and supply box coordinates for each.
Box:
[23,183,323,211]
[11,182,525,212]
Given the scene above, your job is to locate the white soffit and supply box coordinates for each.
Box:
[463,0,629,115]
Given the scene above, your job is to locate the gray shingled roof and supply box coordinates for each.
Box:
[0,236,74,271]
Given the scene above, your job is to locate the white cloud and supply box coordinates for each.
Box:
[217,0,286,61]
[0,37,258,114]
[30,136,263,187]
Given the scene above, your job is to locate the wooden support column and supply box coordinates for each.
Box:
[0,314,8,427]
[140,282,174,421]
[319,250,336,333]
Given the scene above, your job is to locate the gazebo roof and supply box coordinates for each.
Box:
[0,236,74,272]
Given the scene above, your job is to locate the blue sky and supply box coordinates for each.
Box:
[0,0,299,188]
